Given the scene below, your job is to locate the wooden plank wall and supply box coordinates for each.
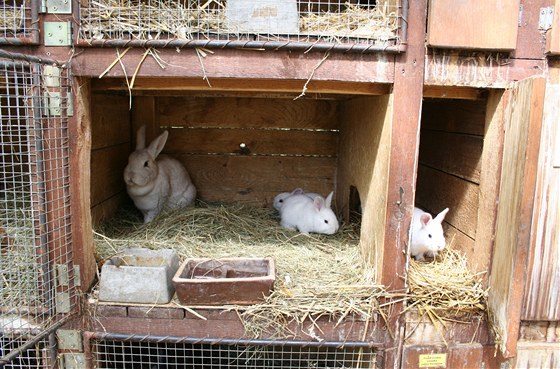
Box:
[151,95,340,207]
[90,92,131,224]
[337,95,392,271]
[488,78,545,358]
[522,83,560,321]
[415,98,486,271]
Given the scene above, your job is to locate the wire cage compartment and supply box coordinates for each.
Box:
[0,333,55,368]
[0,55,77,365]
[86,333,380,369]
[77,0,405,52]
[0,0,39,45]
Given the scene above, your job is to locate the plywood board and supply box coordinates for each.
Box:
[427,0,520,50]
[157,96,339,130]
[488,77,545,358]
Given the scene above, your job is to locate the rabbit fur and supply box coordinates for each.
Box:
[273,188,321,212]
[124,126,196,223]
[410,207,449,261]
[280,192,339,235]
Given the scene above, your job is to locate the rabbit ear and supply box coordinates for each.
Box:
[325,192,333,208]
[313,196,325,211]
[291,188,304,195]
[147,130,169,158]
[420,213,432,226]
[434,208,449,223]
[136,125,146,150]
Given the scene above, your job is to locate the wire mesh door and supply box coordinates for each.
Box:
[0,54,77,367]
[0,0,40,45]
[78,0,405,52]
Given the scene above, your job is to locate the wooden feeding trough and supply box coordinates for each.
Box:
[173,257,276,306]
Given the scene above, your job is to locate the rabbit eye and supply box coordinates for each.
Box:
[144,161,149,167]
[324,220,329,224]
[428,234,432,238]
[279,199,283,203]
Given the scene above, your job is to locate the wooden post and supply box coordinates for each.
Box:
[381,0,427,367]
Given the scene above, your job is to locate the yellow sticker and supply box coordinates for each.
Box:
[418,353,447,368]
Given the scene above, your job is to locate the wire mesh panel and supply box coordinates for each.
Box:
[0,56,76,365]
[78,0,404,52]
[0,334,55,368]
[89,334,379,369]
[0,0,39,45]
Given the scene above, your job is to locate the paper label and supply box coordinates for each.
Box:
[419,353,447,368]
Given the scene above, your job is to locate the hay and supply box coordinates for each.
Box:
[0,6,25,32]
[406,248,488,321]
[0,193,43,309]
[80,0,224,40]
[80,0,398,43]
[299,3,399,43]
[93,202,393,338]
[93,203,488,339]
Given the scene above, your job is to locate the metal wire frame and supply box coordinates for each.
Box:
[85,332,383,369]
[76,0,408,53]
[0,51,77,365]
[0,0,40,45]
[0,332,56,368]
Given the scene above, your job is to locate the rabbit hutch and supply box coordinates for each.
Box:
[1,0,560,367]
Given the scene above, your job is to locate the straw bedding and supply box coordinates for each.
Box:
[80,0,398,43]
[93,202,487,338]
[0,195,43,308]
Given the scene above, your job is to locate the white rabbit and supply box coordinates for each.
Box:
[280,192,339,235]
[273,188,321,212]
[123,126,196,223]
[410,207,449,261]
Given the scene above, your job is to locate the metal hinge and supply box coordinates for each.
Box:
[56,292,71,313]
[57,330,83,351]
[60,353,86,369]
[539,7,554,30]
[41,0,72,14]
[44,21,71,46]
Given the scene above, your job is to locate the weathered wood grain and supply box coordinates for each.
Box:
[419,130,483,184]
[69,77,97,290]
[427,0,520,50]
[72,48,395,83]
[157,96,339,130]
[488,77,545,358]
[92,77,391,96]
[164,127,338,157]
[425,52,546,88]
[91,93,130,150]
[421,98,486,136]
[90,144,130,208]
[522,84,560,320]
[547,0,560,55]
[175,155,337,206]
[336,95,392,270]
[473,90,506,282]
